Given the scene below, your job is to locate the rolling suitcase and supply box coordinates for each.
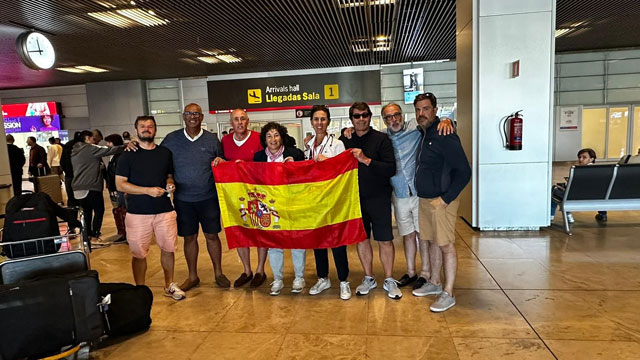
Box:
[0,270,104,359]
[35,167,63,204]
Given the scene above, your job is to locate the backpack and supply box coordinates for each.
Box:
[2,192,78,258]
[100,283,153,336]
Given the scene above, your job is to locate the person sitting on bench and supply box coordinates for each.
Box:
[551,148,608,223]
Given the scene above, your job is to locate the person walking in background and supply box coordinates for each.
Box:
[61,131,82,207]
[6,134,26,196]
[71,130,124,248]
[105,133,128,244]
[47,136,63,181]
[27,136,50,177]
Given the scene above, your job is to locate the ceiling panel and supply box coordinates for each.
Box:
[0,0,638,89]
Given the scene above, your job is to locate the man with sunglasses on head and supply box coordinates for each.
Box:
[339,102,400,299]
[160,103,230,291]
[413,93,470,312]
[380,103,455,293]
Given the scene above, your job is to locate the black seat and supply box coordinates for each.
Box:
[565,165,615,201]
[609,164,640,199]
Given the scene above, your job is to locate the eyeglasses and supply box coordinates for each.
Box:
[383,112,403,121]
[351,112,372,119]
[183,111,202,117]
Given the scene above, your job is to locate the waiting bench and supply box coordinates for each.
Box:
[556,163,640,234]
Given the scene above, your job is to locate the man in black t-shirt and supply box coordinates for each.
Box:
[339,102,400,299]
[116,116,185,301]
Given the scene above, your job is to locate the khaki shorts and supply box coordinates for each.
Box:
[418,197,459,246]
[125,211,178,259]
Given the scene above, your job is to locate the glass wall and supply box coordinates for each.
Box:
[581,108,607,158]
[633,106,640,155]
[581,106,636,160]
[607,107,629,158]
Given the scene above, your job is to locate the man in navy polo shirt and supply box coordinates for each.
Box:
[161,103,230,290]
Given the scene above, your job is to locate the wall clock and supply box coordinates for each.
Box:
[16,31,56,70]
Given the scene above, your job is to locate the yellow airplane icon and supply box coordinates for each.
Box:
[248,89,262,104]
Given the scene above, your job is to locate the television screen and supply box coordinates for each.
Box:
[2,102,62,133]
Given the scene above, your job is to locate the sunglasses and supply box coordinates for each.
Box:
[351,112,372,119]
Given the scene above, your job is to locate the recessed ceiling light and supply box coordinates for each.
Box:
[116,8,168,26]
[93,0,116,8]
[56,67,88,73]
[215,54,242,63]
[555,28,573,38]
[180,58,199,64]
[88,11,137,28]
[196,56,222,64]
[75,65,109,72]
[339,0,394,8]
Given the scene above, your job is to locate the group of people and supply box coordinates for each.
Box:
[5,92,472,312]
[112,92,470,312]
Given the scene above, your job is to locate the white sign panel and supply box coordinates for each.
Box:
[559,107,579,130]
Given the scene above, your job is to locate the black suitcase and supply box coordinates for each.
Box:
[100,283,153,336]
[0,270,104,359]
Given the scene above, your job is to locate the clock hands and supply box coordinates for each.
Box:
[28,38,44,55]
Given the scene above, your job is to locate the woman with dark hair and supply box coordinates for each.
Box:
[303,105,352,300]
[105,134,127,243]
[551,148,607,222]
[253,122,305,295]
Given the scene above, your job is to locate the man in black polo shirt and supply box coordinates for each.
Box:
[413,93,471,312]
[339,102,401,299]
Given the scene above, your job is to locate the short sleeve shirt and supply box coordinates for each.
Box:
[116,146,174,215]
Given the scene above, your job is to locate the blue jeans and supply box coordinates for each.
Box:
[268,248,306,281]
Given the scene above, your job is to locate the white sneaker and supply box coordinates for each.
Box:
[270,280,284,296]
[567,213,575,223]
[383,278,403,299]
[339,281,351,300]
[309,278,331,295]
[355,276,377,296]
[550,215,555,221]
[292,277,305,293]
[164,282,186,301]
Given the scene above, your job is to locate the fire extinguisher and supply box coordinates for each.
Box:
[500,110,523,150]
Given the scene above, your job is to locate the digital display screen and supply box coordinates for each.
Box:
[2,102,62,133]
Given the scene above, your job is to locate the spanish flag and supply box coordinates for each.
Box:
[212,151,367,249]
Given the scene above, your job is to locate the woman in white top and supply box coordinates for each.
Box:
[304,105,352,300]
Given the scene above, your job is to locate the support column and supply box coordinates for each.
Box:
[457,0,556,230]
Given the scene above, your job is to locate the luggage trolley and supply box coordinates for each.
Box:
[0,207,90,284]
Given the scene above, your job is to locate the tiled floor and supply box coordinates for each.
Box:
[53,163,640,359]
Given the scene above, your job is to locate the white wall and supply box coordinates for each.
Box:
[457,0,555,230]
[86,80,147,138]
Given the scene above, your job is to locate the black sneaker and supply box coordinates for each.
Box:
[595,213,607,222]
[413,277,427,290]
[397,274,418,287]
[113,235,127,244]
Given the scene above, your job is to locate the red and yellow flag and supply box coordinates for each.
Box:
[212,151,367,249]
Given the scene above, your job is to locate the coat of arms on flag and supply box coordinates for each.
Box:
[212,151,367,249]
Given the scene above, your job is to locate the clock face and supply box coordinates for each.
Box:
[17,32,56,70]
